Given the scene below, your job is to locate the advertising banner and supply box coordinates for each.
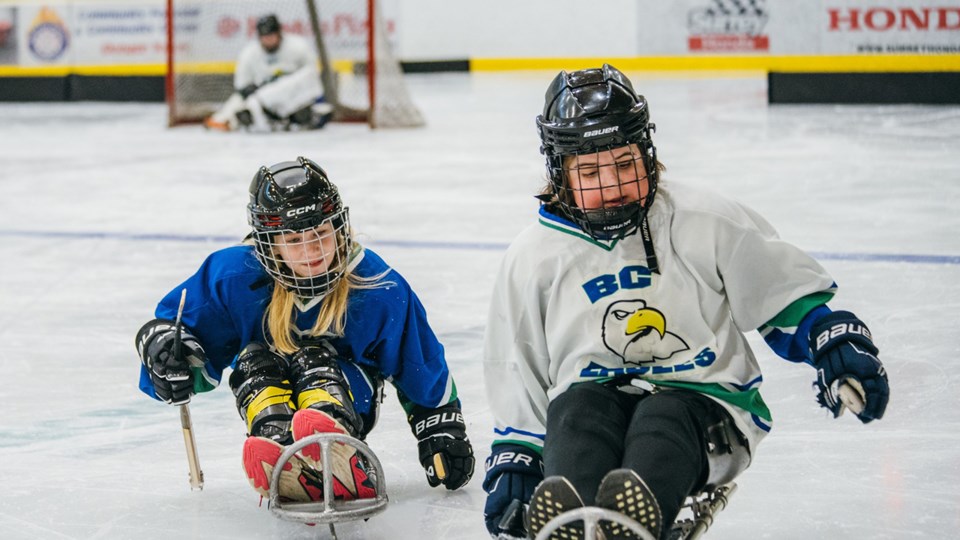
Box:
[0,0,401,71]
[0,0,956,72]
[638,0,958,56]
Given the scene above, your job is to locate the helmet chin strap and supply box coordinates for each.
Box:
[639,214,659,275]
[562,200,659,275]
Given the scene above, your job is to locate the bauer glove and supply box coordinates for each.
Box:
[408,402,475,490]
[809,311,889,423]
[482,443,544,538]
[136,318,205,405]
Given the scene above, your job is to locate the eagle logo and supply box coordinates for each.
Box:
[602,300,689,365]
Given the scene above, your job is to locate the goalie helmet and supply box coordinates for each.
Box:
[247,157,352,298]
[256,14,281,37]
[536,64,659,240]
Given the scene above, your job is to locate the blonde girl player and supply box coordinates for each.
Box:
[136,157,474,504]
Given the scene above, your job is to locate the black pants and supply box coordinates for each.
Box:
[542,382,729,536]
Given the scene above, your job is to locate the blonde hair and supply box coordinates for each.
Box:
[266,241,390,355]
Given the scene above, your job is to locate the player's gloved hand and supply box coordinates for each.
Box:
[482,443,544,538]
[136,319,205,405]
[238,84,259,99]
[809,310,889,423]
[408,402,475,490]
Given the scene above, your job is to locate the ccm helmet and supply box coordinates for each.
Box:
[536,64,659,240]
[247,157,352,298]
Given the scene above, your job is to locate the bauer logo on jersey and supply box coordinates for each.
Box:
[601,300,689,365]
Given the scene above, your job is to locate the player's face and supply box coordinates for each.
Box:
[272,222,339,278]
[564,144,649,211]
[259,33,281,53]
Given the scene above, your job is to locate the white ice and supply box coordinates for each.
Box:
[1,72,959,540]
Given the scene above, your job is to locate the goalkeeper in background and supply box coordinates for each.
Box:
[204,14,333,132]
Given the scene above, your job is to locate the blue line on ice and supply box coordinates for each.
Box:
[3,229,959,265]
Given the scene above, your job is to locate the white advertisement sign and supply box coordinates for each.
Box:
[819,0,960,54]
[0,0,955,70]
[2,0,401,68]
[637,0,958,56]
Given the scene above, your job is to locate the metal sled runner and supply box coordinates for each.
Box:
[668,482,737,540]
[268,433,388,532]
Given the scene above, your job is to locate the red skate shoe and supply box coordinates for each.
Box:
[242,436,323,502]
[292,409,377,500]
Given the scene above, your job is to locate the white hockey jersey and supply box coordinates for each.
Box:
[234,33,318,90]
[483,181,836,456]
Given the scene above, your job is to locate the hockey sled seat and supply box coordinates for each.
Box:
[269,433,388,524]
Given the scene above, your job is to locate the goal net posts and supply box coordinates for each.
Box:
[165,0,424,128]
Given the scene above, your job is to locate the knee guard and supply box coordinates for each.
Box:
[289,342,363,437]
[701,406,751,489]
[229,343,294,444]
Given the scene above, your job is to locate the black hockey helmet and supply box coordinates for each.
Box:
[247,157,353,298]
[536,64,659,240]
[256,14,281,37]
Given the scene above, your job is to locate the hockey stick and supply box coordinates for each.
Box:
[174,288,204,490]
[495,499,527,539]
[433,453,447,481]
[838,381,866,416]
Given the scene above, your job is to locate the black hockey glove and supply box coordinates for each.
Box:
[482,443,544,538]
[238,83,259,99]
[136,319,205,405]
[408,402,475,490]
[809,311,889,423]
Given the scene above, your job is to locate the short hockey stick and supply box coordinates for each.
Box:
[838,381,866,416]
[174,288,204,490]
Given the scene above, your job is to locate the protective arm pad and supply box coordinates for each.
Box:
[408,402,475,490]
[808,311,889,423]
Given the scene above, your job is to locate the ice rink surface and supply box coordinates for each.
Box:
[1,71,959,539]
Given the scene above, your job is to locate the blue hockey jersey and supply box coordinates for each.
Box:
[138,244,458,416]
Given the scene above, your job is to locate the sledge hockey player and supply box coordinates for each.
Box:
[481,65,890,539]
[204,14,333,132]
[135,157,474,509]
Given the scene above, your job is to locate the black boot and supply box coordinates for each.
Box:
[595,469,663,539]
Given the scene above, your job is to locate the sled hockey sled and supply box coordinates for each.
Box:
[531,482,737,540]
[268,433,388,529]
[668,482,737,540]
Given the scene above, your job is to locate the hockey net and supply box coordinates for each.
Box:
[165,0,424,128]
